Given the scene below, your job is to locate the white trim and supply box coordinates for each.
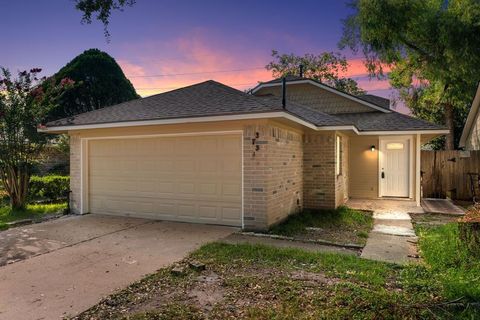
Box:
[459,83,480,148]
[241,134,244,229]
[39,112,290,132]
[39,109,449,137]
[80,130,244,227]
[251,79,391,113]
[378,135,414,198]
[415,134,421,206]
[357,129,449,135]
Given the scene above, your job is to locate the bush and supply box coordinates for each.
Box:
[29,175,70,201]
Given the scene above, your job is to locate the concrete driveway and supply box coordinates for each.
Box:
[0,214,236,320]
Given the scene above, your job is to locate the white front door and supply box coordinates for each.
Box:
[379,137,410,197]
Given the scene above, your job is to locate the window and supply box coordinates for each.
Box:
[386,142,404,150]
[336,135,342,176]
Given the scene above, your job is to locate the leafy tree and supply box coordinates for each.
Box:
[0,68,71,209]
[266,50,366,95]
[76,0,136,38]
[340,0,480,149]
[44,49,139,121]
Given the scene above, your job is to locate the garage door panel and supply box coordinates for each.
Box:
[88,134,242,226]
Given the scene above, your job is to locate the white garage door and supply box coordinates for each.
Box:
[87,134,242,226]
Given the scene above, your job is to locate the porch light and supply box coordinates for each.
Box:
[370,145,376,152]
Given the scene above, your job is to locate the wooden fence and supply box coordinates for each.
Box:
[421,150,480,200]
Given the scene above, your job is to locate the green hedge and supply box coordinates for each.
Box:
[29,175,70,201]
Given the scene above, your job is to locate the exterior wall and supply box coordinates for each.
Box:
[69,135,82,214]
[335,133,349,207]
[243,122,303,230]
[349,134,421,203]
[254,83,374,114]
[349,136,379,199]
[466,111,480,150]
[68,119,303,230]
[303,132,336,208]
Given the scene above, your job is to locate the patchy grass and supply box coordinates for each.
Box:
[0,203,67,230]
[74,242,478,320]
[416,223,480,301]
[268,206,373,245]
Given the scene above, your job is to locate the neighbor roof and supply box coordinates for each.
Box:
[43,80,446,133]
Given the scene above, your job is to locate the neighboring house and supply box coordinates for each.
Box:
[459,83,480,150]
[39,77,448,230]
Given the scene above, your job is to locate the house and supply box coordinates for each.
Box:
[459,83,480,150]
[39,77,448,230]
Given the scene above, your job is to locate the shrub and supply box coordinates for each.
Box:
[29,175,70,201]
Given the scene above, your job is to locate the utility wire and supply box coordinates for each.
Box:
[127,67,265,78]
[134,82,261,91]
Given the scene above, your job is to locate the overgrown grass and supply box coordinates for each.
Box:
[76,242,478,319]
[416,223,480,301]
[268,206,373,245]
[0,203,67,230]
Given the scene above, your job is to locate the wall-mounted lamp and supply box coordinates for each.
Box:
[370,145,376,152]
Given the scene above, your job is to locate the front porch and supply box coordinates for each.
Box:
[346,134,422,206]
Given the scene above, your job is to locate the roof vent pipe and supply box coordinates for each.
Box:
[282,77,286,109]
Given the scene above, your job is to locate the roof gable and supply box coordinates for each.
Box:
[251,77,391,113]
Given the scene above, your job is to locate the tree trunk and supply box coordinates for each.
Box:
[444,103,455,150]
[1,166,30,211]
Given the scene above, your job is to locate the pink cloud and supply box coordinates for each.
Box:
[118,30,273,97]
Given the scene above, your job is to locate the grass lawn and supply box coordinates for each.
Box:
[74,221,479,320]
[267,206,373,245]
[0,203,67,230]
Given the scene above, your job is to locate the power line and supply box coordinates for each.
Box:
[134,82,260,91]
[127,67,265,78]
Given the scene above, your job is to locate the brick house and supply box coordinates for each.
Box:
[40,77,448,230]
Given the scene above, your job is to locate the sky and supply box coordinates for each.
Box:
[0,0,406,113]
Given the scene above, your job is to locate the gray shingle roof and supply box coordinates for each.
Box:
[45,80,444,132]
[334,111,446,131]
[358,94,390,110]
[46,80,341,128]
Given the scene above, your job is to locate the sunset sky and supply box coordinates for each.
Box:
[1,0,405,112]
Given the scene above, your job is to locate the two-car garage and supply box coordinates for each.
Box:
[86,133,243,227]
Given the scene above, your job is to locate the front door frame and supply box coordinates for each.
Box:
[378,135,414,199]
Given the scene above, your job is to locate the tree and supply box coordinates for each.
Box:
[340,0,480,149]
[265,50,366,95]
[44,49,139,121]
[0,68,72,209]
[76,0,136,38]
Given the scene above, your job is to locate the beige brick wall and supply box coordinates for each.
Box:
[69,134,81,214]
[303,132,336,208]
[243,123,303,230]
[254,83,373,114]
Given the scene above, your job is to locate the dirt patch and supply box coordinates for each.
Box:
[74,261,344,319]
[188,272,226,311]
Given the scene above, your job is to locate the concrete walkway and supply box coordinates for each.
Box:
[0,214,235,320]
[347,199,422,264]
